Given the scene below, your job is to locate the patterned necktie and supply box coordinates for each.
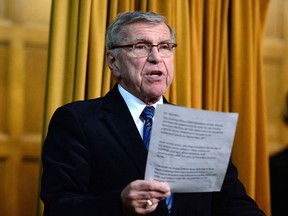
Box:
[140,106,173,214]
[140,106,155,149]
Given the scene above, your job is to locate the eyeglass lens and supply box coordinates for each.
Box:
[131,43,176,57]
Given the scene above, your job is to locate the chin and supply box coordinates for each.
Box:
[141,85,166,99]
[146,92,165,101]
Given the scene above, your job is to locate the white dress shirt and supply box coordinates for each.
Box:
[118,84,163,138]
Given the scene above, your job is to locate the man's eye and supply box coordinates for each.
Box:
[159,43,170,50]
[134,43,148,50]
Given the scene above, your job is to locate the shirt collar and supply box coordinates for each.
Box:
[118,84,163,122]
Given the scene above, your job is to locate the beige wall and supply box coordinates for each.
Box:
[0,0,287,215]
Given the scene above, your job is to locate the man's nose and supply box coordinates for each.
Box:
[147,46,163,62]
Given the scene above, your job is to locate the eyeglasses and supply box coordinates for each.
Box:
[109,42,177,57]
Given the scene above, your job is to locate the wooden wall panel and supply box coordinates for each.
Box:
[0,0,51,215]
[0,0,9,20]
[0,157,9,215]
[24,45,47,136]
[21,0,51,24]
[0,43,9,137]
[18,158,41,216]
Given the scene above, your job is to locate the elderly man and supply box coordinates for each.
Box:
[41,11,265,216]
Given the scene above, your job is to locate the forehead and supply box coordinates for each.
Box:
[123,22,171,42]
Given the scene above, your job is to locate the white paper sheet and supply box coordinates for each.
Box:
[144,104,238,192]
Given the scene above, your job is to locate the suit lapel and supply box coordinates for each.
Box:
[101,85,148,177]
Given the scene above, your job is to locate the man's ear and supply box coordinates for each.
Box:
[106,51,121,79]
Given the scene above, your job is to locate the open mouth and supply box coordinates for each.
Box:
[147,71,163,77]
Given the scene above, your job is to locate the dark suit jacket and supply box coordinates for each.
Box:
[269,147,288,216]
[41,85,265,216]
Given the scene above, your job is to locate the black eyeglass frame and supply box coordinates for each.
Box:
[109,42,177,57]
[109,42,177,50]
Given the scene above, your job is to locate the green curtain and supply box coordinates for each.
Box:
[41,0,271,215]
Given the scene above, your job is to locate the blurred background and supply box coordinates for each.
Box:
[0,0,287,216]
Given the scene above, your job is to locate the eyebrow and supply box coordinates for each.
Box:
[132,38,151,43]
[132,38,172,44]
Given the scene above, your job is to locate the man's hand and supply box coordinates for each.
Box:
[121,180,171,215]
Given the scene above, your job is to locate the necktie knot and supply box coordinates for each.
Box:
[141,106,155,121]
